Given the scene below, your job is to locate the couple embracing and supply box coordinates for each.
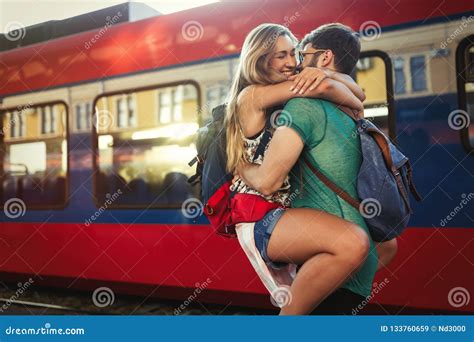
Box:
[222,22,397,315]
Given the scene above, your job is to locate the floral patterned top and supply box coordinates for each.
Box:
[230,129,291,206]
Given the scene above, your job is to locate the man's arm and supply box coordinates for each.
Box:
[238,126,304,196]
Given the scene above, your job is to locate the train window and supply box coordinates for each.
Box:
[40,105,57,134]
[157,86,187,124]
[8,111,25,138]
[1,102,68,208]
[394,57,406,94]
[466,46,474,148]
[93,82,200,208]
[172,88,183,121]
[355,53,393,137]
[116,95,137,128]
[410,55,427,92]
[158,91,172,123]
[469,46,474,81]
[75,102,92,132]
[206,81,228,114]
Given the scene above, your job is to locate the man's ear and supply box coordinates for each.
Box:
[321,50,335,68]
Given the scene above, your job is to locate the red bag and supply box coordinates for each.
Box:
[203,181,234,237]
[203,181,284,238]
[230,193,282,225]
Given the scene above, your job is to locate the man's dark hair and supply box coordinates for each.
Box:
[301,23,360,74]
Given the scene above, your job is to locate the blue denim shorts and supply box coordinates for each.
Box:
[254,208,287,270]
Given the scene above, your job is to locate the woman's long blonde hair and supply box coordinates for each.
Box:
[225,23,297,172]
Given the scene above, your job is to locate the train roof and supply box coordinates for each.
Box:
[0,2,161,52]
[0,0,472,97]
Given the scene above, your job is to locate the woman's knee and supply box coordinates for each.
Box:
[338,224,370,268]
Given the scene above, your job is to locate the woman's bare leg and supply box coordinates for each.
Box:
[375,238,397,270]
[265,208,370,315]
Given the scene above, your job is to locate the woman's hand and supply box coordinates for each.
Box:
[232,174,240,184]
[339,105,365,120]
[233,164,246,185]
[288,67,334,95]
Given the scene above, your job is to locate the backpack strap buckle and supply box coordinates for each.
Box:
[204,204,214,216]
[188,154,204,167]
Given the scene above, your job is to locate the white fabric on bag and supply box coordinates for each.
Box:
[235,222,297,299]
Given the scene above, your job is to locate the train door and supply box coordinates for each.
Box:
[456,35,474,152]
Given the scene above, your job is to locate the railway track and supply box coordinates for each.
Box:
[0,282,267,315]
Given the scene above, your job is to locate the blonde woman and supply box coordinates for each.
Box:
[225,23,370,315]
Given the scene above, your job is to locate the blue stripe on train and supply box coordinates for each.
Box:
[1,93,472,227]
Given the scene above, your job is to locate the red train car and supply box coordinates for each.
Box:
[0,0,473,313]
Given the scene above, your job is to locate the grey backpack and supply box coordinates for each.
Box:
[304,113,422,242]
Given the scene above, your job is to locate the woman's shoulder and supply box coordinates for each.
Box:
[236,86,263,122]
[237,85,256,107]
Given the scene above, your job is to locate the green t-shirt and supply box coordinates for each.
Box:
[280,98,378,298]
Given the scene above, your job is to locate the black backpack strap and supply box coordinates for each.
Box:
[187,154,203,184]
[188,172,200,185]
[188,155,199,167]
[302,156,360,210]
[252,115,273,162]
